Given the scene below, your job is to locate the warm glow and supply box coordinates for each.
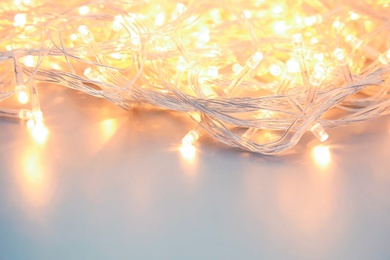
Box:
[269,64,282,77]
[2,0,390,155]
[14,13,27,27]
[312,145,331,169]
[78,6,90,16]
[180,143,197,163]
[18,145,52,209]
[100,118,119,141]
[155,13,165,26]
[273,21,287,34]
[272,5,283,14]
[112,15,124,31]
[22,55,36,67]
[18,90,29,104]
[182,130,200,145]
[31,123,49,144]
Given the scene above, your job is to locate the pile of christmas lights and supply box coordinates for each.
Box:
[1,0,390,154]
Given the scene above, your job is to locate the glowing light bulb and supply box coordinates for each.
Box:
[232,63,243,74]
[31,122,48,144]
[334,48,346,63]
[70,33,78,41]
[309,63,327,87]
[180,143,196,162]
[130,33,141,51]
[269,64,282,77]
[243,10,252,19]
[334,48,353,83]
[155,13,165,26]
[349,11,360,20]
[346,34,380,60]
[78,6,89,16]
[292,33,304,51]
[175,3,186,14]
[286,59,300,74]
[22,55,35,67]
[112,15,124,31]
[84,67,105,81]
[31,110,43,125]
[226,51,263,94]
[345,34,362,49]
[292,34,310,89]
[182,130,200,145]
[310,37,319,45]
[332,20,344,30]
[247,52,263,69]
[304,14,323,26]
[200,66,218,78]
[19,109,31,120]
[311,123,329,142]
[198,28,210,44]
[379,49,390,65]
[78,25,93,43]
[27,119,35,129]
[16,85,29,104]
[272,5,283,14]
[14,13,27,27]
[273,21,287,34]
[18,91,29,104]
[110,53,123,59]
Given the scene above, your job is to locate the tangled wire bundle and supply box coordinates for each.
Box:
[1,0,390,154]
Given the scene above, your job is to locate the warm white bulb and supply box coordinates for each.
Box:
[78,6,89,16]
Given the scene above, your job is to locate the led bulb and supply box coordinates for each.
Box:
[22,55,35,67]
[349,11,360,20]
[31,109,43,126]
[14,13,27,27]
[273,21,287,34]
[269,64,282,77]
[112,15,124,31]
[311,123,329,142]
[130,33,141,51]
[286,59,299,74]
[16,85,29,104]
[292,34,304,51]
[19,109,31,120]
[78,25,93,43]
[303,14,323,27]
[232,63,243,74]
[243,10,252,19]
[155,13,165,26]
[309,63,327,86]
[247,52,263,69]
[345,34,362,49]
[200,66,218,78]
[78,6,89,16]
[272,5,283,14]
[182,130,200,145]
[175,3,186,14]
[333,48,345,62]
[379,49,390,65]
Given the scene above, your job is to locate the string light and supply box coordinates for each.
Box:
[1,0,390,155]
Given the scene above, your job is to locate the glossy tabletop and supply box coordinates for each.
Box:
[1,85,390,259]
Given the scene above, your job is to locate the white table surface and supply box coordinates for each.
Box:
[1,85,390,259]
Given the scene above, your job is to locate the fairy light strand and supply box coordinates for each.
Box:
[1,0,390,154]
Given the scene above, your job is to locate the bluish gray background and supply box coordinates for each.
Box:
[1,85,390,260]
